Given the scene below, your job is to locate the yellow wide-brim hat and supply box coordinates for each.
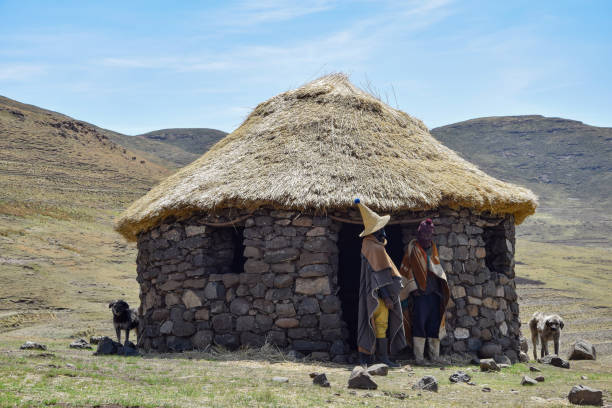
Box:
[354,198,390,237]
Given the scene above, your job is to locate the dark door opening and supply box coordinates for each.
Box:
[231,227,247,274]
[337,223,406,350]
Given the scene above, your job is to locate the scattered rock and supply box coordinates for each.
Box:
[20,341,47,350]
[65,363,76,369]
[529,366,541,372]
[309,372,319,378]
[412,375,438,392]
[521,376,538,386]
[467,381,476,386]
[366,363,388,376]
[272,377,289,383]
[567,385,603,406]
[482,387,491,392]
[540,355,570,369]
[95,337,120,355]
[581,375,588,380]
[313,373,330,387]
[94,337,139,356]
[535,376,545,382]
[348,366,377,390]
[69,338,92,349]
[89,336,104,345]
[480,359,500,372]
[519,352,529,363]
[568,340,597,361]
[449,371,471,383]
[119,341,139,356]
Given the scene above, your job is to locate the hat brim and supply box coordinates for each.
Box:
[359,214,390,237]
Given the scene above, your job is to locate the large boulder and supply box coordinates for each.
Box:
[567,385,603,406]
[568,340,596,361]
[348,366,377,390]
[94,337,121,355]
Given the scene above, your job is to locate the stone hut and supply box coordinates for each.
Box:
[116,74,537,363]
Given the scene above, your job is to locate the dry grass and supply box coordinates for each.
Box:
[0,340,609,408]
[116,73,537,241]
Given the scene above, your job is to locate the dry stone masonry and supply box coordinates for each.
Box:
[135,206,521,362]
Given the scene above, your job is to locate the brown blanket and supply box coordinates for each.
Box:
[399,239,450,342]
[357,236,407,355]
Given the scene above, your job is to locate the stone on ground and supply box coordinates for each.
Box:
[540,354,570,369]
[366,363,389,376]
[89,336,104,344]
[20,341,47,350]
[412,375,438,392]
[348,366,377,390]
[272,377,289,383]
[95,337,121,355]
[568,340,596,361]
[312,373,330,387]
[535,376,545,382]
[521,375,538,386]
[449,371,471,383]
[529,366,541,372]
[480,358,500,372]
[69,338,92,349]
[482,387,492,392]
[519,351,529,363]
[567,385,603,406]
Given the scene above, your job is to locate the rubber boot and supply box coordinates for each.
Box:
[359,352,372,368]
[376,338,400,368]
[413,337,426,365]
[427,337,442,364]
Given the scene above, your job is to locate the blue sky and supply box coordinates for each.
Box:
[1,0,610,134]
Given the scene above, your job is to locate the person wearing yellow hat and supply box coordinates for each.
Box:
[354,198,406,368]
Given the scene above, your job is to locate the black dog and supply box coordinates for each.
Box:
[109,300,138,345]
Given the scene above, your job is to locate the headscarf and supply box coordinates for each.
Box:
[417,218,434,249]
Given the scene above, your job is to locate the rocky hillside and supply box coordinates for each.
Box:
[432,116,612,245]
[0,96,171,213]
[0,96,171,322]
[138,128,227,155]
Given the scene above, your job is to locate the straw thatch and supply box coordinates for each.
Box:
[116,74,537,241]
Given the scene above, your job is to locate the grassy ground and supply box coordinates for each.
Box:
[0,341,609,408]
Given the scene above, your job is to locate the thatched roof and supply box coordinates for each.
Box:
[116,74,537,241]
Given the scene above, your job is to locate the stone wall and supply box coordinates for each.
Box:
[135,206,520,362]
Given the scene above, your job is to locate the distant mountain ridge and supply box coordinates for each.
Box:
[431,115,612,245]
[138,128,228,155]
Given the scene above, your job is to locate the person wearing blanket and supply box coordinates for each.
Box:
[355,199,406,368]
[399,219,450,365]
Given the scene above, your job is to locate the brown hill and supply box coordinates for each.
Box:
[0,95,171,216]
[0,95,171,326]
[431,115,612,245]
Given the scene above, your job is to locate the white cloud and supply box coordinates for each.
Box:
[0,64,46,81]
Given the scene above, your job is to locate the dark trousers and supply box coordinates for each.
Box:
[412,293,441,338]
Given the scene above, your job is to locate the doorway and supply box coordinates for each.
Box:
[337,223,405,349]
